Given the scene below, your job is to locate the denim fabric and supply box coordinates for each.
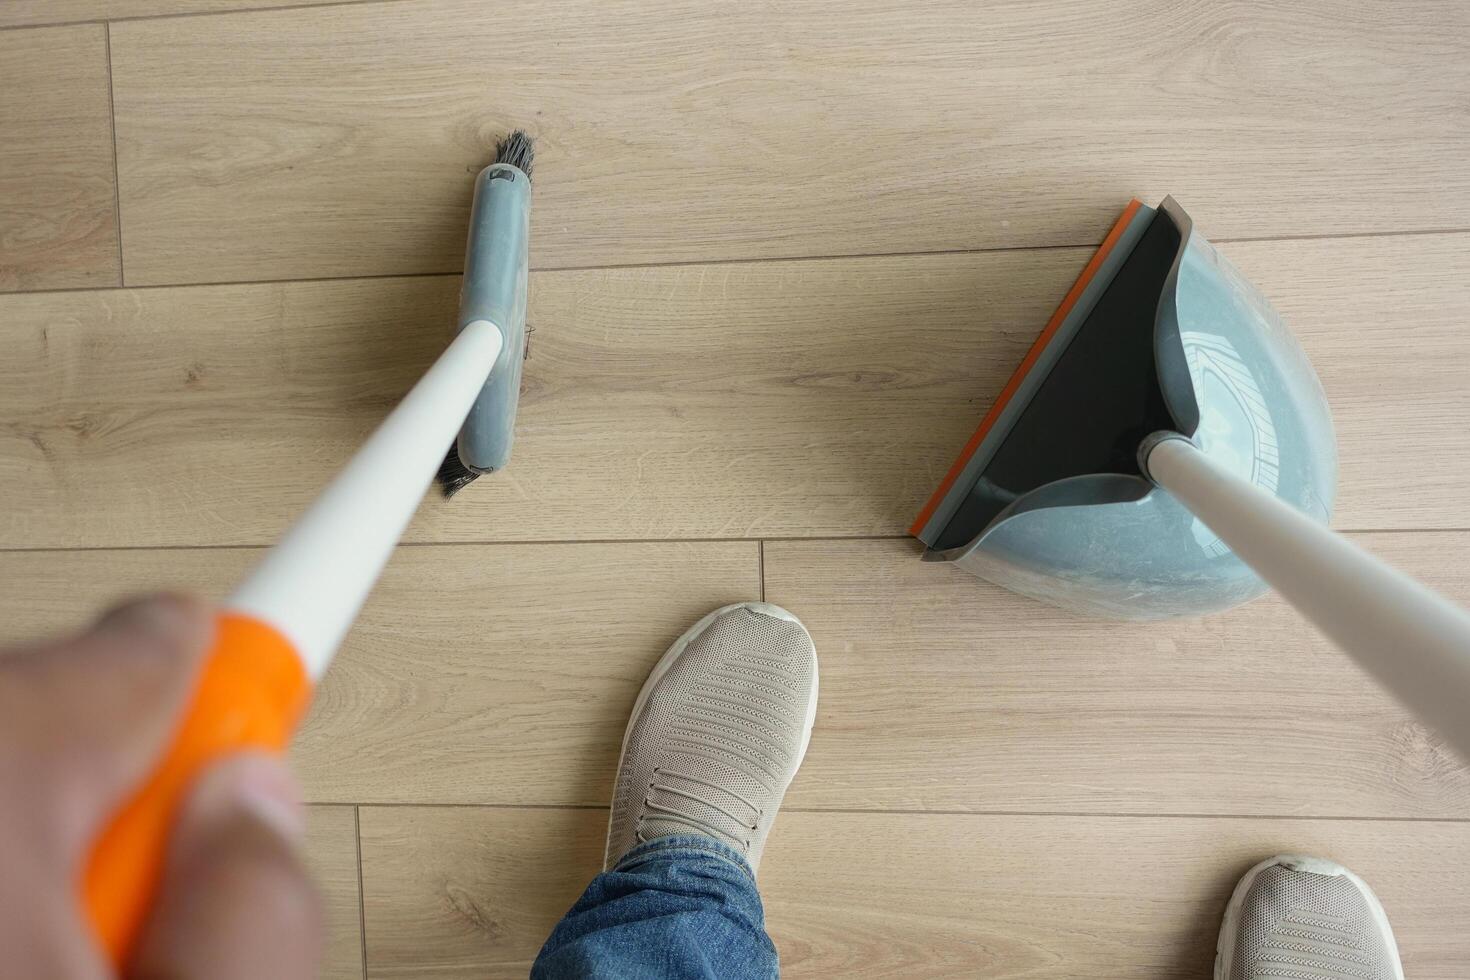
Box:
[531,835,779,979]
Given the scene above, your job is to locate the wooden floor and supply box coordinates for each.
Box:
[3,1,1468,976]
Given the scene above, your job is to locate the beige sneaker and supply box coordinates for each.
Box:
[1215,854,1404,980]
[604,603,818,874]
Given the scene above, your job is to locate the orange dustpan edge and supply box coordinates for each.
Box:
[909,199,1145,538]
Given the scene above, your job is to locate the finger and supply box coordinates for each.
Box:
[0,861,111,980]
[129,754,321,980]
[0,595,213,850]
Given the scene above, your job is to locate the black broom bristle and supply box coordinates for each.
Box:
[436,441,483,499]
[436,131,534,500]
[495,130,534,179]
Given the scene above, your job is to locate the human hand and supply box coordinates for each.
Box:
[0,595,322,978]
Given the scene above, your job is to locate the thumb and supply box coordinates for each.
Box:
[128,754,322,980]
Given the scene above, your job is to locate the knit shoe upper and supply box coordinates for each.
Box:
[604,602,818,874]
[1217,855,1403,980]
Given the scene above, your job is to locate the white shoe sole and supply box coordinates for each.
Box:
[1213,853,1404,980]
[602,601,820,870]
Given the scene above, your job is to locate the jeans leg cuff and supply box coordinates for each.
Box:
[612,834,757,883]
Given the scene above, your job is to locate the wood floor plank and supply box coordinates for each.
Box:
[0,541,760,805]
[0,534,1463,816]
[106,0,1470,285]
[358,806,599,979]
[763,534,1470,817]
[304,804,366,980]
[358,805,1470,979]
[1236,233,1470,531]
[0,0,354,28]
[1,233,1466,550]
[0,25,120,291]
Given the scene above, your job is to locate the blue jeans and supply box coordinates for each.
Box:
[532,835,779,979]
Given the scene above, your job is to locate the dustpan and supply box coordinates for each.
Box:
[912,198,1337,620]
[907,197,1470,762]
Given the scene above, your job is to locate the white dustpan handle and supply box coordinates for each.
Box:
[1144,434,1470,761]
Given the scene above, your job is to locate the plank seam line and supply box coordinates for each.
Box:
[4,227,1470,298]
[102,22,125,287]
[758,541,767,603]
[0,531,1452,555]
[0,536,910,554]
[353,805,368,980]
[325,801,1470,824]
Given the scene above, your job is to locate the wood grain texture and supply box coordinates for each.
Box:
[1240,233,1470,531]
[1,233,1467,550]
[0,0,358,28]
[107,0,1470,285]
[303,804,365,980]
[0,25,120,291]
[762,534,1470,817]
[0,541,760,805]
[358,807,600,979]
[0,535,1463,816]
[358,806,1470,979]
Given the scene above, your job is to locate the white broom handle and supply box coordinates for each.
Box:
[228,318,504,679]
[1144,434,1470,760]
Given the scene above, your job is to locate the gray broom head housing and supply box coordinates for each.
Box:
[437,131,534,498]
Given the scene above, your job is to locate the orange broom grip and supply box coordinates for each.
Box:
[82,611,312,965]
